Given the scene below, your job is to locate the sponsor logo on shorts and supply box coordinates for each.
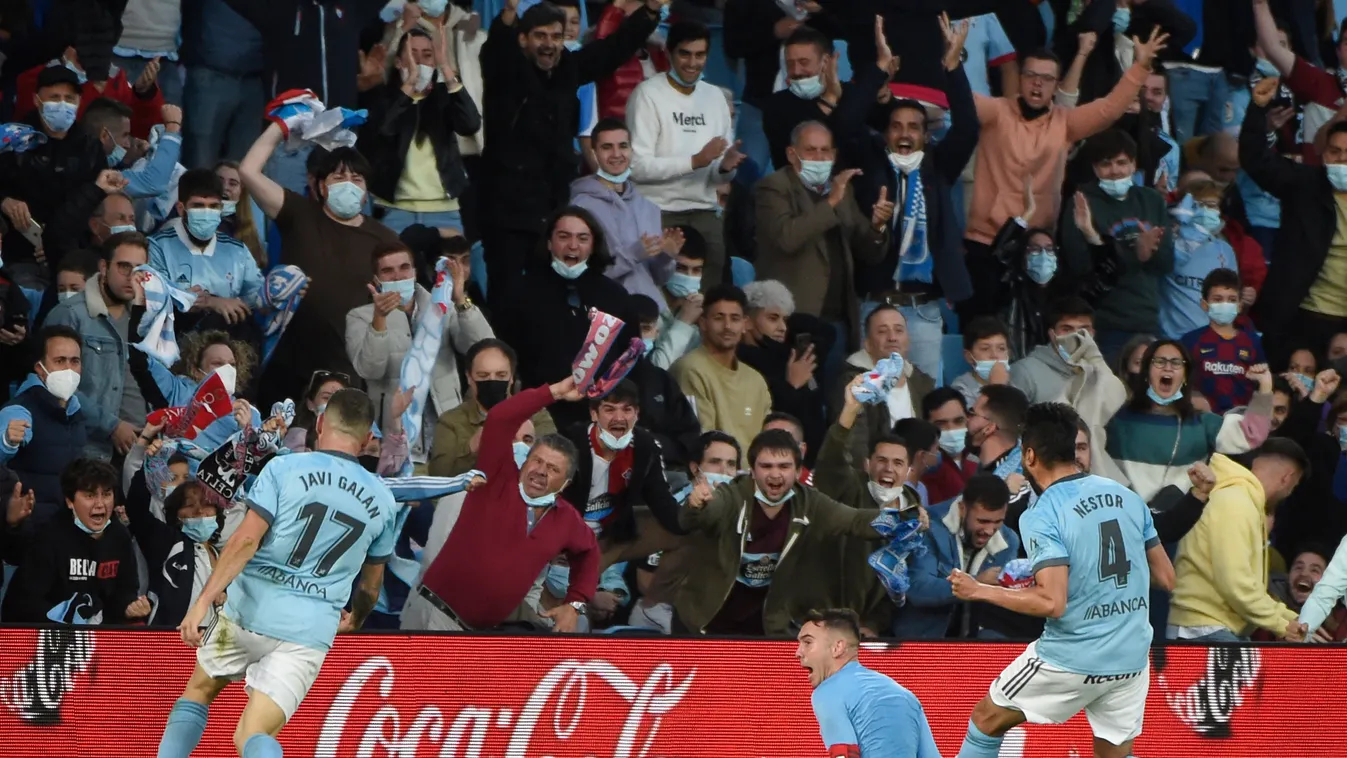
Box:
[1083,671,1143,684]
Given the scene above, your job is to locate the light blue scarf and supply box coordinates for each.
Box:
[892,163,932,284]
[867,510,929,605]
[397,259,455,447]
[133,265,197,367]
[258,265,308,367]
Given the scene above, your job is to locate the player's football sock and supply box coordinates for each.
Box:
[955,720,1004,758]
[156,698,209,758]
[242,733,284,758]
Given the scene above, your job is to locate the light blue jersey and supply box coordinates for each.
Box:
[811,661,940,758]
[960,13,1016,97]
[148,218,264,308]
[1020,473,1158,676]
[224,451,399,650]
[1157,225,1238,339]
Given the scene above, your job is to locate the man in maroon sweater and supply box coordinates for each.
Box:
[403,377,600,632]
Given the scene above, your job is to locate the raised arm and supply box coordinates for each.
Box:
[935,16,978,184]
[1252,0,1295,75]
[239,122,287,220]
[1300,533,1347,636]
[572,0,664,86]
[1240,77,1318,198]
[1064,28,1168,142]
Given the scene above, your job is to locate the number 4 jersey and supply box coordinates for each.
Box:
[1020,472,1159,676]
[223,451,399,651]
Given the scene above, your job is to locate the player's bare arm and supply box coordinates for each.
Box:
[950,564,1068,619]
[179,510,271,647]
[1146,544,1175,591]
[341,562,385,632]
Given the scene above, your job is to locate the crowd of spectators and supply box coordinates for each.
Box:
[2,0,1347,645]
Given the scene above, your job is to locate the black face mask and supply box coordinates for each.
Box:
[1018,97,1050,121]
[475,379,510,409]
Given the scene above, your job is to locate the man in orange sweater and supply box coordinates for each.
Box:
[958,28,1170,324]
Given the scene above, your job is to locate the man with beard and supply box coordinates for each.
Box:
[1262,545,1343,642]
[427,338,557,477]
[815,374,922,515]
[46,232,149,460]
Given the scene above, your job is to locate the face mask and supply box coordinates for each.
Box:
[181,516,217,543]
[974,360,1008,381]
[41,363,81,401]
[414,63,436,92]
[380,277,416,307]
[1057,344,1073,364]
[107,138,126,168]
[544,563,570,597]
[161,483,178,501]
[325,181,365,219]
[1206,302,1238,326]
[1293,373,1315,394]
[754,485,796,507]
[551,257,588,280]
[669,68,703,87]
[185,208,222,241]
[659,3,671,21]
[788,75,824,100]
[40,101,78,133]
[1193,207,1224,235]
[887,151,924,174]
[704,472,734,487]
[73,514,107,536]
[867,480,905,507]
[222,200,238,217]
[519,481,557,507]
[666,272,701,298]
[563,40,582,52]
[1328,164,1347,192]
[938,428,967,456]
[1099,177,1132,200]
[58,290,79,302]
[1026,251,1057,284]
[419,0,448,16]
[599,427,633,450]
[1111,7,1131,34]
[597,167,632,184]
[513,441,531,468]
[214,364,238,397]
[1147,386,1183,406]
[475,379,510,409]
[641,338,655,356]
[109,224,137,235]
[1255,58,1279,78]
[798,159,833,189]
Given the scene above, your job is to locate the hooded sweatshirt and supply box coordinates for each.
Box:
[1,513,139,624]
[1168,453,1299,637]
[1008,343,1075,404]
[569,174,673,307]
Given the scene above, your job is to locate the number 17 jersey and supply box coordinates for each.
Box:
[1019,473,1159,676]
[224,451,399,651]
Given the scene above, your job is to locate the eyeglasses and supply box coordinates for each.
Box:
[307,370,352,395]
[1150,358,1185,370]
[1026,245,1058,255]
[1022,72,1059,84]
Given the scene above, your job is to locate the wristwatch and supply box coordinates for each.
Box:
[454,296,475,313]
[568,601,588,616]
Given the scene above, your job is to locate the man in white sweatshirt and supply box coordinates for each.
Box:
[627,20,744,290]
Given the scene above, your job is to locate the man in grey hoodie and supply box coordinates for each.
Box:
[570,117,677,306]
[1009,296,1095,404]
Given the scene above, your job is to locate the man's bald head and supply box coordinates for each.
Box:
[1197,133,1240,186]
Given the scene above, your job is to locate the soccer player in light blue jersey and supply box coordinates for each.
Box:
[155,389,417,758]
[949,403,1176,758]
[797,608,940,758]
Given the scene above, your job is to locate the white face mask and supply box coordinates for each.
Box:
[887,151,925,174]
[414,63,435,92]
[40,363,80,401]
[867,480,906,507]
[212,364,238,396]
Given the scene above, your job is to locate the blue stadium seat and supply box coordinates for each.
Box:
[942,334,971,387]
[730,257,755,287]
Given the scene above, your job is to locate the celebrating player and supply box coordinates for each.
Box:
[155,389,415,758]
[949,403,1175,758]
[796,608,940,757]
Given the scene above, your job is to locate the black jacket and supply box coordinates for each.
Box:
[123,470,219,628]
[4,384,89,529]
[223,0,387,109]
[497,262,641,430]
[626,357,702,468]
[360,80,482,205]
[737,334,826,468]
[559,424,684,544]
[0,114,105,269]
[841,61,978,303]
[1241,102,1337,337]
[1269,396,1347,557]
[479,5,659,233]
[723,0,845,106]
[1,513,139,624]
[1055,0,1196,106]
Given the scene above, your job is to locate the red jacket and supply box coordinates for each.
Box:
[421,386,599,629]
[1222,216,1267,293]
[15,64,165,140]
[921,451,977,506]
[595,4,669,120]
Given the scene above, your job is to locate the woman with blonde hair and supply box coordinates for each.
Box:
[215,160,267,269]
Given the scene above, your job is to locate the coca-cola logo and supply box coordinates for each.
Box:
[1158,646,1261,738]
[317,657,695,757]
[0,629,94,725]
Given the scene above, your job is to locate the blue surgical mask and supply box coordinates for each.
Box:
[938,428,967,456]
[40,101,78,133]
[1111,7,1131,34]
[419,0,448,17]
[798,159,833,190]
[1057,344,1073,363]
[641,338,655,356]
[544,563,570,597]
[1328,164,1347,192]
[788,75,824,100]
[599,426,633,450]
[597,167,632,184]
[380,277,416,306]
[563,39,581,52]
[325,181,365,219]
[1207,302,1238,326]
[668,68,703,87]
[513,441,531,468]
[63,59,87,84]
[1025,251,1057,285]
[665,271,701,298]
[659,3,670,21]
[1193,206,1224,235]
[161,483,178,501]
[551,257,588,280]
[704,472,734,487]
[73,515,107,536]
[181,516,217,543]
[107,139,127,168]
[108,224,137,235]
[1293,373,1315,393]
[185,208,222,241]
[222,200,238,217]
[974,360,1007,381]
[1255,58,1279,78]
[1147,386,1183,406]
[754,486,796,507]
[519,482,557,507]
[1099,177,1132,200]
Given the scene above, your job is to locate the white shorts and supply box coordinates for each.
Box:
[197,612,327,721]
[989,640,1148,746]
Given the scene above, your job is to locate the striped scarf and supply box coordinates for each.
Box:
[397,259,455,449]
[133,265,196,367]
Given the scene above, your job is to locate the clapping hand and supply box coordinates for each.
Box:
[1135,225,1164,263]
[6,481,33,527]
[940,13,971,72]
[828,168,862,207]
[661,227,685,256]
[133,57,161,94]
[1073,192,1101,244]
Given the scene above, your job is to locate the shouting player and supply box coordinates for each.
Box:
[156,389,410,758]
[797,608,940,757]
[949,403,1175,758]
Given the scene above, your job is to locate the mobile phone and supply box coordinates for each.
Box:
[8,312,27,331]
[19,221,42,249]
[793,333,813,355]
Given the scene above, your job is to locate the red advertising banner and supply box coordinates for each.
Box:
[0,628,1337,757]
